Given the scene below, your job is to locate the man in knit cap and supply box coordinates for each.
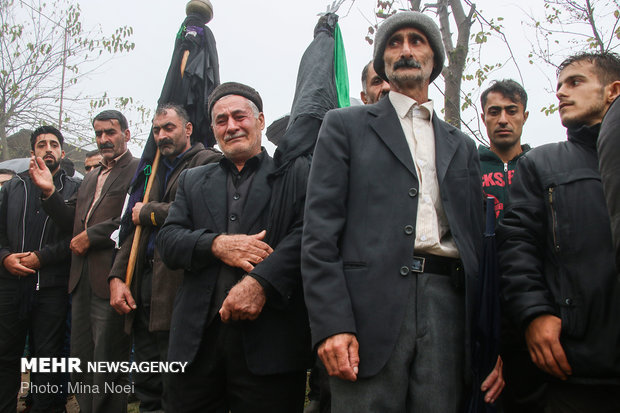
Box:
[156,82,311,412]
[302,11,503,412]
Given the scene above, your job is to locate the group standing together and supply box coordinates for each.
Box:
[0,10,619,413]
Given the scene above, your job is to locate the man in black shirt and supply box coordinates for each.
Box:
[157,82,310,413]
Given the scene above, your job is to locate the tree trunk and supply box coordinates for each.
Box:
[0,121,8,161]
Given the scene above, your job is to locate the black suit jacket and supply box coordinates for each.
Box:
[301,96,483,378]
[157,154,310,375]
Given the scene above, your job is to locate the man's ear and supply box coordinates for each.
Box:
[607,80,620,103]
[360,92,368,105]
[523,111,529,123]
[60,150,66,159]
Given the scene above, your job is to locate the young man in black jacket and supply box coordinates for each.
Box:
[0,126,81,413]
[498,52,620,412]
[479,79,531,221]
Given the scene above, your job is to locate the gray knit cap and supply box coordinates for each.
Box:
[208,82,263,120]
[373,11,445,83]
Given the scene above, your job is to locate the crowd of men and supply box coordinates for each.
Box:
[0,10,619,413]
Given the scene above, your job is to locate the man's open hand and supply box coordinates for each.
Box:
[29,156,55,198]
[211,230,273,272]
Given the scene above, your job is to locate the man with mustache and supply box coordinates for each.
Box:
[32,110,140,413]
[479,80,531,222]
[156,82,311,412]
[498,52,620,411]
[302,11,503,412]
[360,60,390,104]
[83,150,103,174]
[108,103,220,411]
[0,126,80,412]
[478,80,543,412]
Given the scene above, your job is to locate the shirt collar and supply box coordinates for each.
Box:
[100,149,128,171]
[389,91,434,122]
[162,147,191,171]
[219,149,266,174]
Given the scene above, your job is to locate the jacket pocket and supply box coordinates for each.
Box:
[343,262,367,270]
[558,294,586,339]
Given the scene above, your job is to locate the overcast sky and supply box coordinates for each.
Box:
[72,0,600,154]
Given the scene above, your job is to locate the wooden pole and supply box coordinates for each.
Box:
[125,33,192,287]
[125,149,161,287]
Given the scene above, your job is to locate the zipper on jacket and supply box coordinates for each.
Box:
[504,162,508,173]
[548,187,560,253]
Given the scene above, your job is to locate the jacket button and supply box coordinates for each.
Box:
[229,214,237,221]
[233,193,241,200]
[400,266,410,276]
[404,225,414,235]
[409,188,418,197]
[565,298,572,305]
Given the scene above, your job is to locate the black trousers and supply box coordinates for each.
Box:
[0,277,68,413]
[133,265,170,413]
[167,318,306,413]
[545,382,620,413]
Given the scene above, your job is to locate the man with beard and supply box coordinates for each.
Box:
[360,60,390,104]
[302,11,503,412]
[479,81,544,412]
[498,52,620,411]
[479,80,531,221]
[0,126,80,413]
[157,82,310,412]
[108,103,221,411]
[32,110,139,413]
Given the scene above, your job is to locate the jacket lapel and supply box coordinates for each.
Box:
[433,114,459,186]
[79,172,99,223]
[202,165,227,233]
[368,98,417,178]
[240,155,274,234]
[89,151,133,216]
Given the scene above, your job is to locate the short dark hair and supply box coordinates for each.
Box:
[30,125,64,150]
[85,149,101,158]
[361,60,373,93]
[92,110,128,131]
[155,103,190,125]
[480,79,528,111]
[557,52,620,86]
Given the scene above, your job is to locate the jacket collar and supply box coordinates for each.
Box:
[567,123,600,149]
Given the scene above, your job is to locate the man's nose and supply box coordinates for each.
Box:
[400,40,414,57]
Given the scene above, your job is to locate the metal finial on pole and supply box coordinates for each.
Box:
[186,0,213,22]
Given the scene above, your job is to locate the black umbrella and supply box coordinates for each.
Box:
[468,196,501,413]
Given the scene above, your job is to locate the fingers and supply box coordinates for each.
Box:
[543,342,571,380]
[552,341,572,377]
[528,339,571,380]
[348,336,360,377]
[219,305,232,323]
[482,357,504,404]
[109,279,136,315]
[318,334,358,382]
